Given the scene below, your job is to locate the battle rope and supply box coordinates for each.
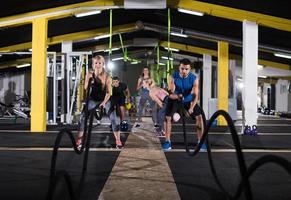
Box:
[46,78,96,200]
[181,106,291,200]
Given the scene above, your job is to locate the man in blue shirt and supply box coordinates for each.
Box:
[163,58,206,151]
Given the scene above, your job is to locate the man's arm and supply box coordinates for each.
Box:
[168,75,180,100]
[167,75,175,93]
[189,78,199,113]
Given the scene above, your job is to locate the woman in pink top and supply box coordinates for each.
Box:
[144,80,169,136]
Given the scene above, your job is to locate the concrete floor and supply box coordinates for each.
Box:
[0,115,291,200]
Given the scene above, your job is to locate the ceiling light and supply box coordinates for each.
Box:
[274,53,291,60]
[131,61,139,65]
[158,63,166,66]
[259,76,267,79]
[94,34,111,40]
[238,82,244,89]
[177,8,204,16]
[16,63,31,68]
[75,10,101,18]
[107,62,114,70]
[104,48,120,52]
[164,47,179,52]
[257,65,263,70]
[161,56,174,61]
[112,57,124,61]
[170,32,188,38]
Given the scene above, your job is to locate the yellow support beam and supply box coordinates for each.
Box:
[30,18,48,132]
[160,41,217,56]
[258,60,290,71]
[217,41,228,126]
[0,0,119,28]
[177,0,291,32]
[0,23,138,52]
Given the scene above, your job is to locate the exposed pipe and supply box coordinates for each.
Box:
[139,21,291,55]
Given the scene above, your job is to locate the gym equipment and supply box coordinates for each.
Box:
[243,125,252,135]
[120,120,129,131]
[181,108,291,200]
[47,77,95,200]
[125,102,132,110]
[173,112,180,122]
[251,125,258,135]
[243,125,258,135]
[94,107,104,121]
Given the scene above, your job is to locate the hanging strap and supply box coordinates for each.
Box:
[108,9,113,61]
[119,33,126,61]
[167,8,172,76]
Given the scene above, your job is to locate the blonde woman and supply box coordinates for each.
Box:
[76,55,123,149]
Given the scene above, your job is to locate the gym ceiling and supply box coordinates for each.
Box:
[0,0,290,71]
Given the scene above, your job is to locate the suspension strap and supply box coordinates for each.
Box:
[108,9,113,61]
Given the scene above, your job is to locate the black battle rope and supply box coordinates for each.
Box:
[47,78,96,200]
[181,106,291,200]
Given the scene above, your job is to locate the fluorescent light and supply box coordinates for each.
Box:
[161,56,174,61]
[170,32,188,38]
[164,47,179,52]
[104,48,120,52]
[75,10,101,18]
[94,34,110,40]
[131,61,139,65]
[257,65,263,70]
[112,57,124,61]
[158,63,166,66]
[274,53,291,59]
[28,46,48,52]
[16,63,30,68]
[238,82,244,89]
[107,62,114,70]
[178,8,204,16]
[259,76,267,79]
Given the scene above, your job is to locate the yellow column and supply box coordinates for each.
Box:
[30,18,48,132]
[217,41,229,125]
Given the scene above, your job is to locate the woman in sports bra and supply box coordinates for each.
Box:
[143,80,169,136]
[76,55,123,149]
[135,67,157,127]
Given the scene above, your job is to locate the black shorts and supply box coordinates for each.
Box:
[165,99,202,120]
[118,98,126,106]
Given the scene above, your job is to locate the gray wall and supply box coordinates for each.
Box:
[0,71,30,104]
[111,62,145,96]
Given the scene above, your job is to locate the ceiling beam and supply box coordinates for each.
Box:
[177,0,291,32]
[0,25,290,71]
[0,0,121,28]
[76,39,291,71]
[1,0,291,34]
[159,41,291,71]
[0,57,31,69]
[0,23,139,52]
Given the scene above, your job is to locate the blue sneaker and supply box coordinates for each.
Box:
[162,141,172,151]
[199,142,207,152]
